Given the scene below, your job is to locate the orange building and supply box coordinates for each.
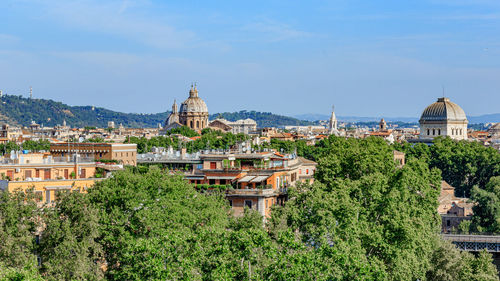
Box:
[190,151,317,219]
[0,152,101,207]
[0,152,96,181]
[50,142,137,166]
[2,178,100,207]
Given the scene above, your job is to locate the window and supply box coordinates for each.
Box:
[209,179,216,185]
[432,129,435,135]
[24,170,32,179]
[228,200,233,207]
[196,121,200,128]
[80,168,86,178]
[36,169,40,178]
[446,220,451,227]
[44,169,51,180]
[6,170,13,180]
[45,190,51,203]
[266,199,268,208]
[210,162,217,169]
[64,169,69,179]
[244,200,252,209]
[190,121,193,128]
[427,129,430,135]
[438,129,441,135]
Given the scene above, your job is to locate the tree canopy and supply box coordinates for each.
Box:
[0,136,498,280]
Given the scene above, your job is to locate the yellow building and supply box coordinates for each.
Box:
[2,178,100,207]
[50,142,137,166]
[0,152,96,181]
[0,152,101,206]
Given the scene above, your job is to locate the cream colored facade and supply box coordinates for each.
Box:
[4,178,100,207]
[0,153,96,181]
[50,143,137,166]
[419,97,468,140]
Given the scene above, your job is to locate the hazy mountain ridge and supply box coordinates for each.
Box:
[295,113,500,124]
[0,95,313,128]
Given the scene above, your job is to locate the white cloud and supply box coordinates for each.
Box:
[0,34,20,46]
[22,0,195,49]
[241,20,312,42]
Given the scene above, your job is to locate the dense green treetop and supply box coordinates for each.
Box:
[210,110,314,127]
[0,135,498,280]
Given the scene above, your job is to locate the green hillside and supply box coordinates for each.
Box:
[0,95,167,128]
[0,95,313,128]
[210,110,314,127]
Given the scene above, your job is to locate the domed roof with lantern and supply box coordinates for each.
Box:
[419,97,467,123]
[179,84,208,114]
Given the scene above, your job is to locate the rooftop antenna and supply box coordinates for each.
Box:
[442,85,445,98]
[30,86,32,99]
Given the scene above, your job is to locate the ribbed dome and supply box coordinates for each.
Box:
[179,87,208,113]
[489,123,500,135]
[419,98,467,122]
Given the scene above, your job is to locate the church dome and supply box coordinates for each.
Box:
[419,97,467,122]
[179,86,208,113]
[489,123,500,136]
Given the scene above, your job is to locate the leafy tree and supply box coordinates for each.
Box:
[426,236,499,281]
[38,191,104,280]
[470,176,500,233]
[268,136,444,280]
[0,191,39,271]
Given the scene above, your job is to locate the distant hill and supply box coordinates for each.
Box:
[210,110,314,127]
[468,114,500,124]
[0,95,167,128]
[0,95,313,128]
[296,113,500,124]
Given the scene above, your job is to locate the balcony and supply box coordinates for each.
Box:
[226,188,276,196]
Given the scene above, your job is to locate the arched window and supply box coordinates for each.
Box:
[438,129,441,135]
[427,129,430,135]
[433,129,435,135]
[190,121,193,128]
[460,129,463,135]
[451,128,454,135]
[196,121,200,128]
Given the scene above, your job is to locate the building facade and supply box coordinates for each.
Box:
[50,142,137,166]
[419,97,468,140]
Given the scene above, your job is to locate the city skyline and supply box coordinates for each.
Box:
[1,0,500,117]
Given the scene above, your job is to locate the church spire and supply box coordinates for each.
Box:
[329,105,337,133]
[172,99,178,113]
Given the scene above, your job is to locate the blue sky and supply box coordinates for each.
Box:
[1,0,499,117]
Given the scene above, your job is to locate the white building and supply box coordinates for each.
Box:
[419,97,468,141]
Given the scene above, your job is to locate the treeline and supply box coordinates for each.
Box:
[260,136,500,234]
[0,136,498,280]
[125,127,250,154]
[0,94,167,127]
[0,139,51,154]
[395,138,500,234]
[210,110,314,127]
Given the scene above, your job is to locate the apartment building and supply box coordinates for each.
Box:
[50,142,137,166]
